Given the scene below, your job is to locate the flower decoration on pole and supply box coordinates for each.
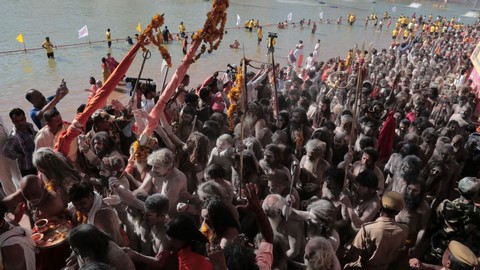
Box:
[227,64,243,131]
[138,14,172,67]
[192,0,229,62]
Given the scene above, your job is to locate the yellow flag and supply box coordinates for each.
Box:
[136,22,142,33]
[16,33,24,43]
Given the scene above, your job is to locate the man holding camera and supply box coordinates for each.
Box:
[25,80,69,129]
[135,82,157,114]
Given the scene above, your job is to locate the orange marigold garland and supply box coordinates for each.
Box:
[44,178,55,192]
[76,211,88,224]
[131,137,158,163]
[227,65,243,131]
[192,0,229,62]
[138,14,172,67]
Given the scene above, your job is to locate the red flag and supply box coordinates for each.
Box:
[377,110,396,161]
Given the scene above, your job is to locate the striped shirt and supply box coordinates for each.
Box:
[2,123,37,172]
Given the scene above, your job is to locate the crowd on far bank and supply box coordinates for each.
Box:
[1,12,480,270]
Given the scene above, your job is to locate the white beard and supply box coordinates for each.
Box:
[244,115,256,128]
[135,160,148,174]
[303,158,319,175]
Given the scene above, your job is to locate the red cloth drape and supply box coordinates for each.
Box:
[55,43,141,156]
[377,110,396,161]
[141,39,201,138]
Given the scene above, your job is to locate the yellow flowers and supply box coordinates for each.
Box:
[192,0,228,61]
[76,211,88,224]
[138,13,172,68]
[227,66,243,131]
[44,179,55,192]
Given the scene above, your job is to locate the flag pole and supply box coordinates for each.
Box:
[161,67,170,93]
[89,35,91,46]
[23,42,27,53]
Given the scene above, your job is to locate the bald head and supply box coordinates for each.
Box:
[20,175,45,206]
[25,89,46,108]
[262,194,285,217]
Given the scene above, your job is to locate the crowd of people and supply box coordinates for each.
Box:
[0,11,480,270]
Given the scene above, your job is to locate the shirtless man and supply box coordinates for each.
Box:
[7,175,72,270]
[135,148,187,217]
[266,168,300,209]
[0,201,36,270]
[448,106,472,133]
[299,139,330,199]
[4,175,67,222]
[339,170,381,237]
[429,142,461,200]
[108,180,171,256]
[345,147,385,195]
[262,194,305,260]
[68,181,125,246]
[259,144,291,181]
[395,180,430,259]
[334,113,353,146]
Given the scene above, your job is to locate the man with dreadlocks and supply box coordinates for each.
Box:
[32,147,82,205]
[172,105,203,143]
[176,132,210,193]
[78,132,123,182]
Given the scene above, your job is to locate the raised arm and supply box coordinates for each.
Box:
[109,177,145,211]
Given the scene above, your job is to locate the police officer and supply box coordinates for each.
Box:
[345,191,409,269]
[410,240,479,270]
[425,177,480,264]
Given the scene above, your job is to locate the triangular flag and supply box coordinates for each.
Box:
[288,12,293,21]
[136,22,142,33]
[16,33,24,43]
[78,25,89,39]
[392,6,397,12]
[161,58,168,73]
[319,11,324,19]
[236,14,241,26]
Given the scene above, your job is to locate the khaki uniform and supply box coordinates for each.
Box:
[351,217,408,270]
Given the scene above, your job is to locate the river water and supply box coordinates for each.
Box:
[0,0,477,129]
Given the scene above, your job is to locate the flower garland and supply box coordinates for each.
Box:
[227,65,243,131]
[76,211,88,224]
[192,0,229,62]
[138,14,172,67]
[131,137,158,163]
[44,179,55,192]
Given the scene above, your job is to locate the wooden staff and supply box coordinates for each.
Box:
[239,56,247,198]
[285,161,298,221]
[268,35,279,120]
[343,58,364,191]
[190,115,197,135]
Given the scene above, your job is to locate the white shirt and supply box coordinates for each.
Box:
[141,99,155,114]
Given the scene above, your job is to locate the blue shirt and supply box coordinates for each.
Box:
[30,95,55,129]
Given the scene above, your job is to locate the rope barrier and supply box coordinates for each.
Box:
[0,18,359,55]
[0,14,446,56]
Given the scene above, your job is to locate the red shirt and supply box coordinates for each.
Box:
[178,247,213,270]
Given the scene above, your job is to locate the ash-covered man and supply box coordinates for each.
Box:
[135,148,187,217]
[299,139,331,199]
